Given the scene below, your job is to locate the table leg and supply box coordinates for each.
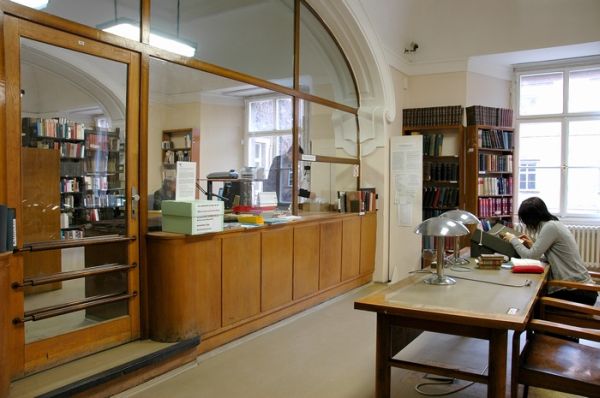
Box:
[488,329,508,398]
[375,313,391,398]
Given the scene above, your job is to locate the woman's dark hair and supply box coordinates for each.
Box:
[518,197,558,230]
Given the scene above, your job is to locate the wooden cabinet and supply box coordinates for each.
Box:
[402,125,464,220]
[146,213,376,352]
[319,220,342,289]
[261,227,293,312]
[222,233,261,326]
[360,212,377,274]
[341,217,361,280]
[465,125,515,227]
[293,223,320,300]
[161,128,200,181]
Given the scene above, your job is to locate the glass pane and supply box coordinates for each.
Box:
[299,3,358,108]
[276,98,293,130]
[249,100,275,132]
[518,122,561,167]
[567,168,600,215]
[569,68,600,113]
[150,0,294,85]
[149,57,292,211]
[21,38,127,242]
[300,162,359,213]
[517,168,561,213]
[568,120,600,167]
[303,101,357,159]
[519,72,563,116]
[23,243,129,343]
[15,0,141,37]
[262,137,295,208]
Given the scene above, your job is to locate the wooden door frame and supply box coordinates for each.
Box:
[4,15,141,377]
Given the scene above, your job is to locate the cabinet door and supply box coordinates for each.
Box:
[261,228,293,312]
[319,220,342,289]
[222,233,261,326]
[293,223,320,300]
[341,217,361,280]
[360,213,377,274]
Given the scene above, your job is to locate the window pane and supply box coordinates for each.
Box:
[518,168,560,213]
[518,122,561,167]
[299,3,358,108]
[276,98,293,130]
[567,168,600,214]
[519,73,563,116]
[569,68,600,113]
[249,100,275,132]
[151,0,294,86]
[26,0,141,40]
[569,120,600,167]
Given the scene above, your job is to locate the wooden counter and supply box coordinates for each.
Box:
[146,212,376,354]
[1,252,11,397]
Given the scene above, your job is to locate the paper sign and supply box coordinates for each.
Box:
[176,161,197,201]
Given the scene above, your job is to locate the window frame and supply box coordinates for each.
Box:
[515,60,600,224]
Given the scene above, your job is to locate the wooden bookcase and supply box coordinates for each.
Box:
[465,125,515,228]
[161,128,200,166]
[402,125,464,219]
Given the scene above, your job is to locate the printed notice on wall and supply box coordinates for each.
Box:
[391,137,422,226]
[176,161,197,201]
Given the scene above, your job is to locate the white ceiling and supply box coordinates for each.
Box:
[357,0,600,79]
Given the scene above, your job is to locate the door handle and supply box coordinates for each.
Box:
[132,186,140,220]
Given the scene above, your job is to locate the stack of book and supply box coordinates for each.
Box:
[161,200,224,235]
[0,205,16,252]
[403,105,464,127]
[477,254,505,269]
[337,189,377,213]
[466,106,513,127]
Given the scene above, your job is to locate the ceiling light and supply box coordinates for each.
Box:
[11,0,48,10]
[98,18,196,58]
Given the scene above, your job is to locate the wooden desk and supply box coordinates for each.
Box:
[354,262,547,398]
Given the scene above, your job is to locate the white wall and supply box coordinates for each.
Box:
[406,72,468,107]
[466,72,512,108]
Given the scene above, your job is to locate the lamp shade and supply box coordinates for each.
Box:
[414,216,469,237]
[441,209,480,225]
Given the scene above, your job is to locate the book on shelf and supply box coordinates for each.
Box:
[403,105,464,127]
[466,106,513,127]
[0,205,16,252]
[337,189,377,213]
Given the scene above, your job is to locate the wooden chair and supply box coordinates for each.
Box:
[511,271,600,398]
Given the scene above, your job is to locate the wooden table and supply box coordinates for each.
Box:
[355,262,547,398]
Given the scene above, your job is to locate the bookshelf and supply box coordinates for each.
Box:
[465,124,515,229]
[161,128,200,165]
[21,117,126,239]
[402,125,464,220]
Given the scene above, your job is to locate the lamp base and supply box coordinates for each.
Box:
[424,275,456,285]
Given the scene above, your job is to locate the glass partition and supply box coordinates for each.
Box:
[150,0,294,85]
[13,0,141,37]
[299,162,359,213]
[299,2,358,108]
[302,101,357,159]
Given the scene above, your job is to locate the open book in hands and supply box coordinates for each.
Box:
[510,258,545,273]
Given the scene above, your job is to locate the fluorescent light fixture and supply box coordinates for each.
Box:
[98,18,196,58]
[11,0,48,9]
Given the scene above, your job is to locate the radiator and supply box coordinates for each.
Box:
[566,225,600,270]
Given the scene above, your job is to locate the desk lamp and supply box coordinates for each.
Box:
[441,209,480,265]
[414,216,469,285]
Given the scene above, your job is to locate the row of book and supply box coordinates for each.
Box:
[336,189,377,213]
[424,161,459,182]
[61,161,84,177]
[478,176,513,196]
[0,205,16,252]
[423,187,459,209]
[61,229,84,240]
[477,128,513,150]
[60,178,82,193]
[403,105,464,127]
[478,197,513,218]
[22,117,86,141]
[422,133,444,156]
[479,154,513,173]
[86,132,120,152]
[83,193,125,208]
[85,155,118,174]
[466,106,513,127]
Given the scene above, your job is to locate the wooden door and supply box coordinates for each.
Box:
[5,17,141,377]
